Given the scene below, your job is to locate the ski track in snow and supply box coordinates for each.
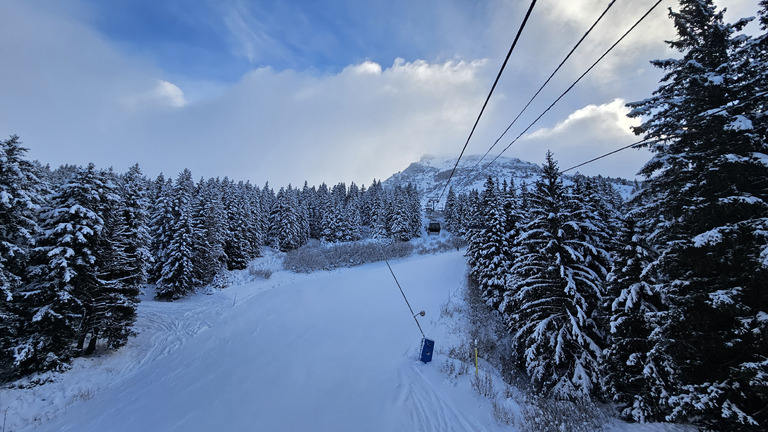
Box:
[395,364,491,432]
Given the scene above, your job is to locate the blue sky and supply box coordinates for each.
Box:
[0,0,761,187]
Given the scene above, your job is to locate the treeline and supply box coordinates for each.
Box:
[0,137,422,381]
[461,1,768,430]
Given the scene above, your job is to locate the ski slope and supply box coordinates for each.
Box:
[2,250,689,432]
[4,252,499,431]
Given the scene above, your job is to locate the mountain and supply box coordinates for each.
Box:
[383,154,637,205]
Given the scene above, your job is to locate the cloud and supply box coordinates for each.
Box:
[525,99,637,141]
[0,0,491,187]
[512,99,649,178]
[155,58,490,187]
[2,0,762,188]
[221,0,277,63]
[153,81,188,108]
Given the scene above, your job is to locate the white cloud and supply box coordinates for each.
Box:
[349,61,382,75]
[525,99,637,141]
[152,81,188,108]
[511,99,648,178]
[0,0,492,187]
[4,0,761,186]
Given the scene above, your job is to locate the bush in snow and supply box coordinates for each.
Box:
[283,240,413,273]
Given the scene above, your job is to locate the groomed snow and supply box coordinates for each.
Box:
[2,250,691,431]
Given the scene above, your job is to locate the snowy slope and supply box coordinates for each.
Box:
[2,250,688,432]
[3,252,497,432]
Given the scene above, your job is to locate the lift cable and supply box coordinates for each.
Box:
[560,88,768,173]
[437,0,538,204]
[479,0,664,175]
[467,0,618,176]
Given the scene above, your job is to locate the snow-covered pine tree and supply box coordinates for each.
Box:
[311,183,331,240]
[221,179,255,270]
[85,168,137,354]
[503,152,607,399]
[237,181,262,259]
[291,185,310,246]
[443,186,461,234]
[116,164,151,289]
[466,177,512,310]
[0,135,44,380]
[155,169,196,300]
[268,186,304,251]
[321,201,346,243]
[389,187,413,242]
[14,164,112,371]
[370,190,389,240]
[602,215,670,423]
[346,206,363,242]
[148,174,172,283]
[190,177,226,286]
[626,1,768,427]
[406,184,422,239]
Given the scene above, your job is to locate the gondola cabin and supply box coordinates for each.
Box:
[427,221,441,235]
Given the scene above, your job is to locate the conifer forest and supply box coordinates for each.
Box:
[1,0,768,430]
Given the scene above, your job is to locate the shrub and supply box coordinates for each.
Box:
[517,395,609,432]
[283,240,414,273]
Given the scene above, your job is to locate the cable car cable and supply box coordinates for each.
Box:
[468,0,618,175]
[480,0,664,174]
[559,88,768,173]
[437,0,538,204]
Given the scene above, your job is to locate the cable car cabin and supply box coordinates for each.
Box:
[427,221,441,235]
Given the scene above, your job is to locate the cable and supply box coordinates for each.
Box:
[560,139,652,173]
[437,0,538,204]
[559,88,768,173]
[382,252,425,338]
[468,0,618,175]
[480,0,664,174]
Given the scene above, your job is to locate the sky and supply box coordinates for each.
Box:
[0,0,762,187]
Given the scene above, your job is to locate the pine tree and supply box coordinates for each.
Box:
[503,152,607,399]
[155,169,196,300]
[268,186,304,251]
[466,177,512,310]
[148,174,172,283]
[443,186,461,234]
[115,164,151,289]
[0,136,44,379]
[220,179,246,270]
[389,187,413,242]
[14,164,113,371]
[602,216,670,423]
[190,177,227,286]
[85,168,140,354]
[627,1,768,427]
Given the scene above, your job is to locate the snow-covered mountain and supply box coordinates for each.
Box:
[383,154,637,204]
[383,155,541,203]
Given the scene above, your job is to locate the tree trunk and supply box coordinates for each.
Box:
[84,328,99,355]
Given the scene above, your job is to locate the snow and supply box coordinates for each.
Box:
[751,152,768,167]
[1,250,689,432]
[724,115,753,131]
[692,227,729,247]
